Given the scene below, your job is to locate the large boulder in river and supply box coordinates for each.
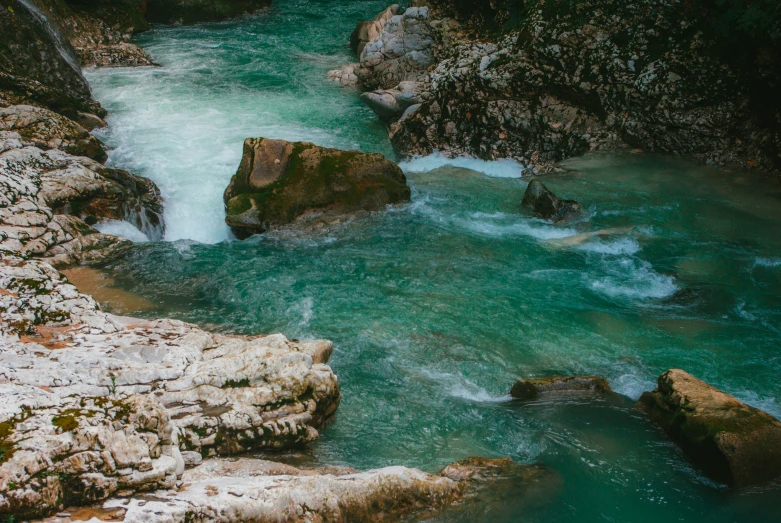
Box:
[510,376,611,400]
[223,138,411,238]
[521,179,583,223]
[639,369,781,488]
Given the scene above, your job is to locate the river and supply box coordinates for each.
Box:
[84,0,781,520]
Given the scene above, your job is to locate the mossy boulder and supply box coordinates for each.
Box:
[510,376,611,400]
[639,369,781,488]
[223,138,410,238]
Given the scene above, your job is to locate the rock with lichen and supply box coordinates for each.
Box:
[509,375,611,400]
[639,369,781,488]
[223,138,410,238]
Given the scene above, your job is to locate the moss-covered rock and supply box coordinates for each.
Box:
[639,369,781,488]
[509,376,611,400]
[223,138,411,238]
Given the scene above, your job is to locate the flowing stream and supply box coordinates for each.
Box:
[85,0,781,520]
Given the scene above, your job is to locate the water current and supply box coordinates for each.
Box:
[85,1,781,520]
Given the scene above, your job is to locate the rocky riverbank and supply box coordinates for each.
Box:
[334,0,781,175]
[0,2,532,520]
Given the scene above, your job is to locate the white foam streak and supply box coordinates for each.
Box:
[95,220,150,243]
[421,369,512,403]
[754,257,781,268]
[399,153,526,178]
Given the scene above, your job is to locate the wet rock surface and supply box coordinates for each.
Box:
[340,0,781,175]
[224,138,410,238]
[0,0,102,118]
[510,376,612,400]
[0,129,164,269]
[639,369,781,488]
[521,179,583,224]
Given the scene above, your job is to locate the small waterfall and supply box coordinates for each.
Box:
[16,0,82,73]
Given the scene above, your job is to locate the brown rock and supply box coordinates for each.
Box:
[639,369,781,488]
[510,376,611,399]
[223,138,410,238]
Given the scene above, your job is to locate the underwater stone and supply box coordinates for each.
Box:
[509,376,612,399]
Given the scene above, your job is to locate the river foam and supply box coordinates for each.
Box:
[399,153,526,178]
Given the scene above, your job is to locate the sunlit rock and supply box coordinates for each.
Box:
[640,369,781,488]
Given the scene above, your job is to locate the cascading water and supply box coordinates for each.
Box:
[84,1,781,520]
[16,0,82,74]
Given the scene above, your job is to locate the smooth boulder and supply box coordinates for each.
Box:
[510,376,611,400]
[223,138,411,238]
[522,179,583,223]
[639,369,781,488]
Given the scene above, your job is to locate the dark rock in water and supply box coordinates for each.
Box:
[521,180,583,223]
[437,457,562,519]
[510,376,611,400]
[0,0,103,118]
[639,369,781,488]
[223,138,410,238]
[146,0,272,25]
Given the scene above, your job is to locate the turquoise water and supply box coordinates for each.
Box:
[86,1,781,520]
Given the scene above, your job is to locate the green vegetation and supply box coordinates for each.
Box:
[224,377,251,388]
[708,0,781,42]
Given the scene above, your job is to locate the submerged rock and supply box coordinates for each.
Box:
[223,138,410,238]
[510,376,611,400]
[521,179,583,223]
[640,369,781,488]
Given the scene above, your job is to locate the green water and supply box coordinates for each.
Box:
[85,1,781,520]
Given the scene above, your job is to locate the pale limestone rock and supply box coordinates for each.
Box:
[104,461,463,522]
[0,131,163,270]
[0,105,107,162]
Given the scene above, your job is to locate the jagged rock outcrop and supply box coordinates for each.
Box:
[56,0,154,67]
[510,376,611,400]
[1,105,107,162]
[639,369,781,488]
[521,179,583,224]
[0,130,164,268]
[146,0,272,25]
[0,0,103,119]
[343,0,781,175]
[223,138,410,238]
[327,5,435,90]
